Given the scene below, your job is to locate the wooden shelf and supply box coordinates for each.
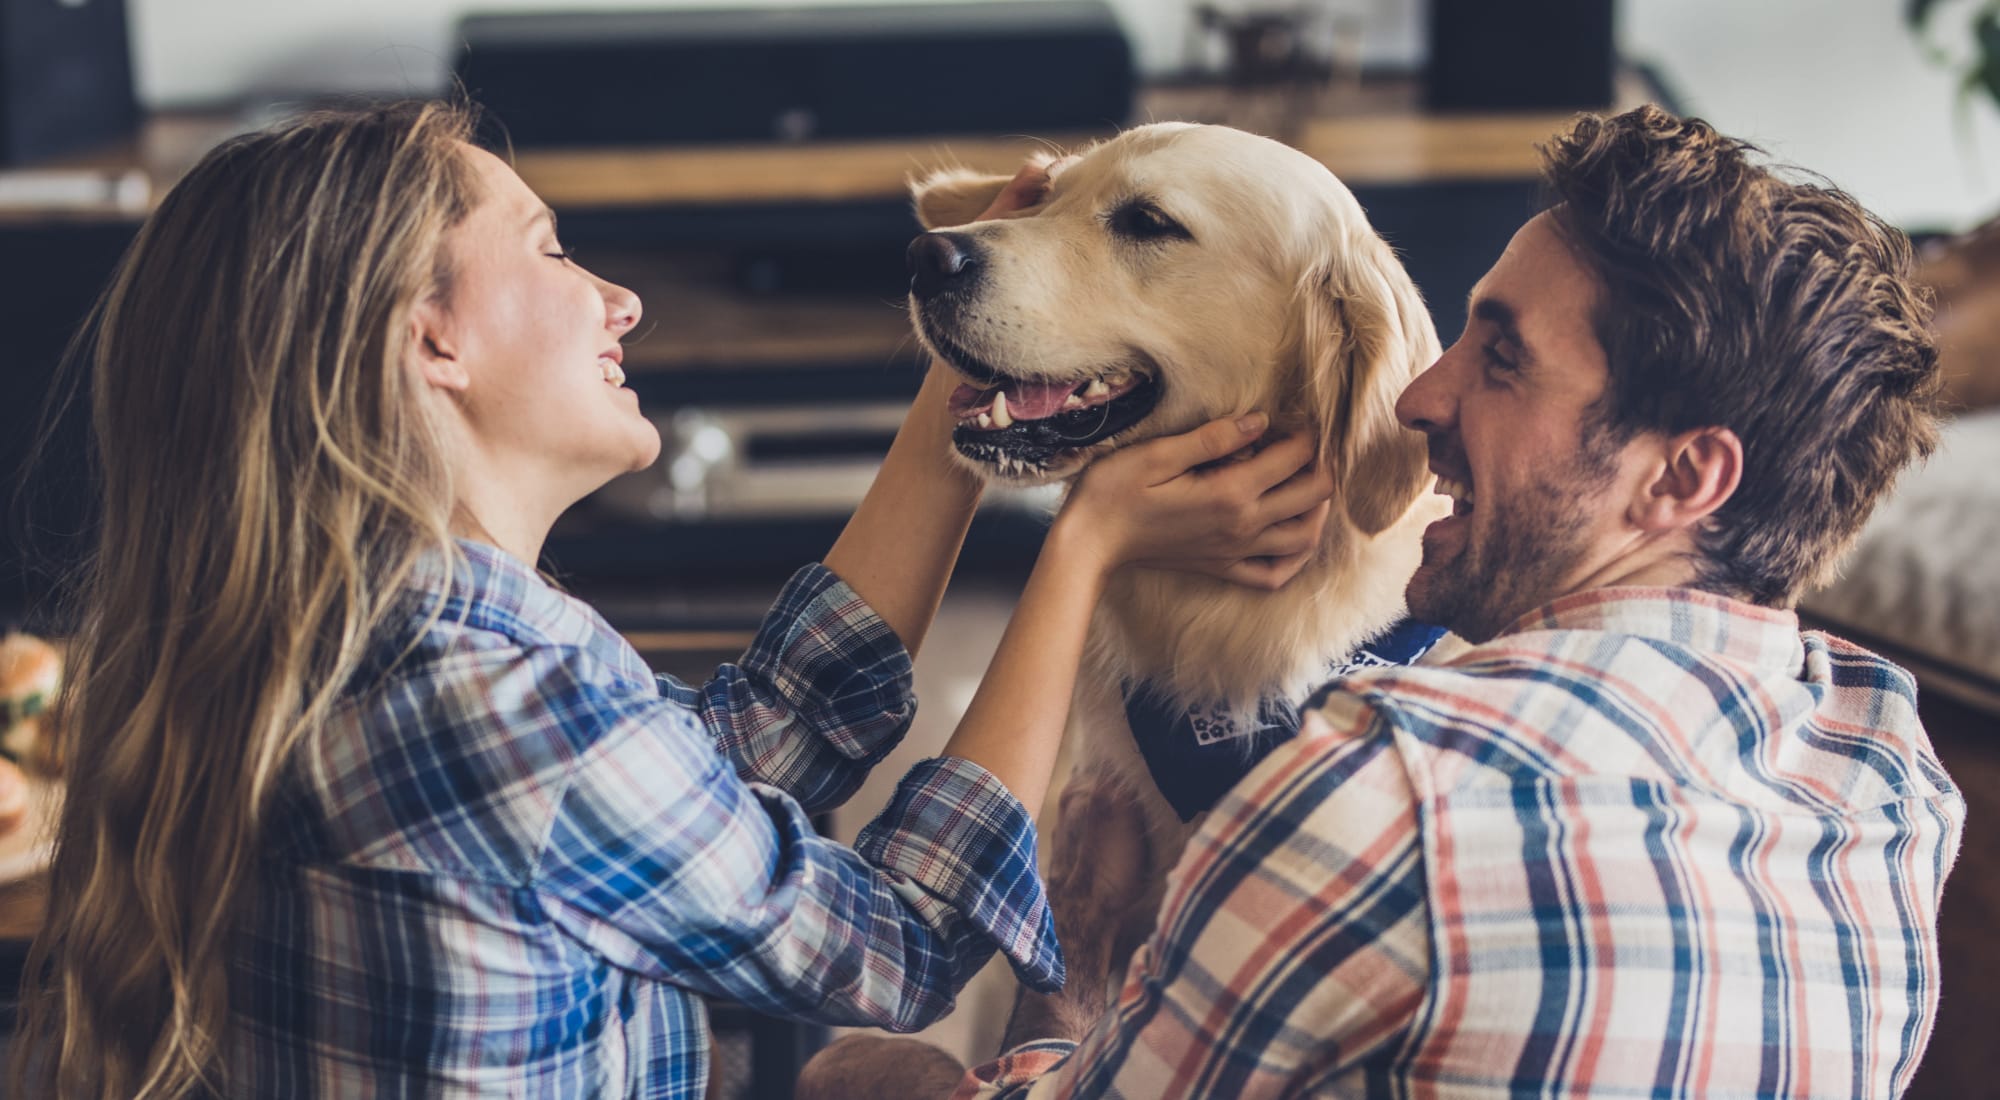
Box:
[590,251,915,372]
[1,73,1658,223]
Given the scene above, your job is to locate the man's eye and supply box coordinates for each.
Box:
[1107,202,1192,243]
[1481,340,1519,373]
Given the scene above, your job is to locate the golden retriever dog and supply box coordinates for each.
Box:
[905,122,1448,965]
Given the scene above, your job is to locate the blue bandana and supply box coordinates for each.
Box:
[1123,619,1447,821]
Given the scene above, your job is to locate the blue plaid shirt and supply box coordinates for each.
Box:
[231,540,1060,1097]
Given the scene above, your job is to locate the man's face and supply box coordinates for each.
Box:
[1394,212,1643,643]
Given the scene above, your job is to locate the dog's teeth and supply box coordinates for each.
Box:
[990,391,1014,428]
[976,413,992,428]
[1064,393,1084,408]
[1084,379,1110,397]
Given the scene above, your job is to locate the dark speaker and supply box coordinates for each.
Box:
[454,1,1134,148]
[1425,0,1614,113]
[0,0,138,165]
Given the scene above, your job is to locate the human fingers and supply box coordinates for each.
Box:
[1218,547,1319,590]
[1110,412,1269,485]
[1258,498,1332,555]
[1211,430,1319,494]
[1135,502,1321,577]
[1252,464,1337,527]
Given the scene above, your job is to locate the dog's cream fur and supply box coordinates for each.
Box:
[911,123,1448,917]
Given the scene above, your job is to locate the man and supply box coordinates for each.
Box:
[799,104,1964,1098]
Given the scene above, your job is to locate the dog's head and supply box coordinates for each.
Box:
[907,122,1436,535]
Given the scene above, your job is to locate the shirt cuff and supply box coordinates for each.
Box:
[951,1040,1078,1099]
[742,563,916,765]
[855,756,1065,993]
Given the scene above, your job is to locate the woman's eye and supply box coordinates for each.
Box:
[1108,202,1192,243]
[545,245,576,263]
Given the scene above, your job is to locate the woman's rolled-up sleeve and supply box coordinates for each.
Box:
[534,681,1062,1031]
[658,563,915,813]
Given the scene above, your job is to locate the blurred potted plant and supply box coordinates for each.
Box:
[1907,0,2000,135]
[1906,0,2000,410]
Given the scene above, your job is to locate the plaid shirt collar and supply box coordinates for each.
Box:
[1501,585,1806,675]
[407,538,655,691]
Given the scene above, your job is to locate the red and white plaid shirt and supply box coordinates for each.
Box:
[958,586,1964,1099]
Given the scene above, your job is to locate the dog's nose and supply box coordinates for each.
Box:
[908,232,980,300]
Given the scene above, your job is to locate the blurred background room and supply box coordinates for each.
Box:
[1,1,1996,1096]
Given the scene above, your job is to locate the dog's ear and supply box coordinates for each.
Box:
[910,167,1016,230]
[1294,234,1439,535]
[911,151,1076,229]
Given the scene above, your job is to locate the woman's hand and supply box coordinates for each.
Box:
[1052,414,1336,590]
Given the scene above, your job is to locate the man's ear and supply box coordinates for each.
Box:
[409,297,470,393]
[909,167,1017,230]
[1631,425,1743,531]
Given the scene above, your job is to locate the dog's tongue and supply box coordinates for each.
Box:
[949,380,1076,420]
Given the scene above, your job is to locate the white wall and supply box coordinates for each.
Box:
[132,0,2000,230]
[1620,0,2000,231]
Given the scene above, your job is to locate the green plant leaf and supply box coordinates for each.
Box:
[1979,4,2000,56]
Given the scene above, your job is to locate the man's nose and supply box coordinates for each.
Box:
[907,232,982,301]
[1395,356,1452,434]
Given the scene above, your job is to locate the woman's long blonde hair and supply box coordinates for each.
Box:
[14,100,480,1098]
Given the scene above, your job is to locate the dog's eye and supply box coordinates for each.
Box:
[1108,201,1193,243]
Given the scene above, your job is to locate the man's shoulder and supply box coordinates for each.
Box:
[1302,626,1644,734]
[1301,613,1959,815]
[1297,618,1745,789]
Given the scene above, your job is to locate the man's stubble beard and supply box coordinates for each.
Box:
[1408,425,1623,645]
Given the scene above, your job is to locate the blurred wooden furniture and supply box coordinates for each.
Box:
[0,71,1657,226]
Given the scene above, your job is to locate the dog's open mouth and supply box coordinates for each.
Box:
[922,327,1162,477]
[946,366,1161,476]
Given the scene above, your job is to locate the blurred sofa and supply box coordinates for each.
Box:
[1798,230,2000,1099]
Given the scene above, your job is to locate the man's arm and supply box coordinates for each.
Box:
[965,702,1434,1099]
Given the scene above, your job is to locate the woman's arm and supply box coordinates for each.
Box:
[821,162,1065,658]
[821,364,984,659]
[538,415,1332,1034]
[941,415,1332,817]
[656,366,982,813]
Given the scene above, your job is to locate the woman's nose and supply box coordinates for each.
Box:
[604,280,641,337]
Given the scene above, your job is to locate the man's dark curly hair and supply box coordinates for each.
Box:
[1540,105,1943,607]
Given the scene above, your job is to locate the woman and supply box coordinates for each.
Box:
[14,101,1329,1098]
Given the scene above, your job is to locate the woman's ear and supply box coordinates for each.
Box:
[1294,234,1439,536]
[409,298,470,393]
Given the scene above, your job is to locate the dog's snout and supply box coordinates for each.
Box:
[908,232,981,300]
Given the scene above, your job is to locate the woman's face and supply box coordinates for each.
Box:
[424,145,661,515]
